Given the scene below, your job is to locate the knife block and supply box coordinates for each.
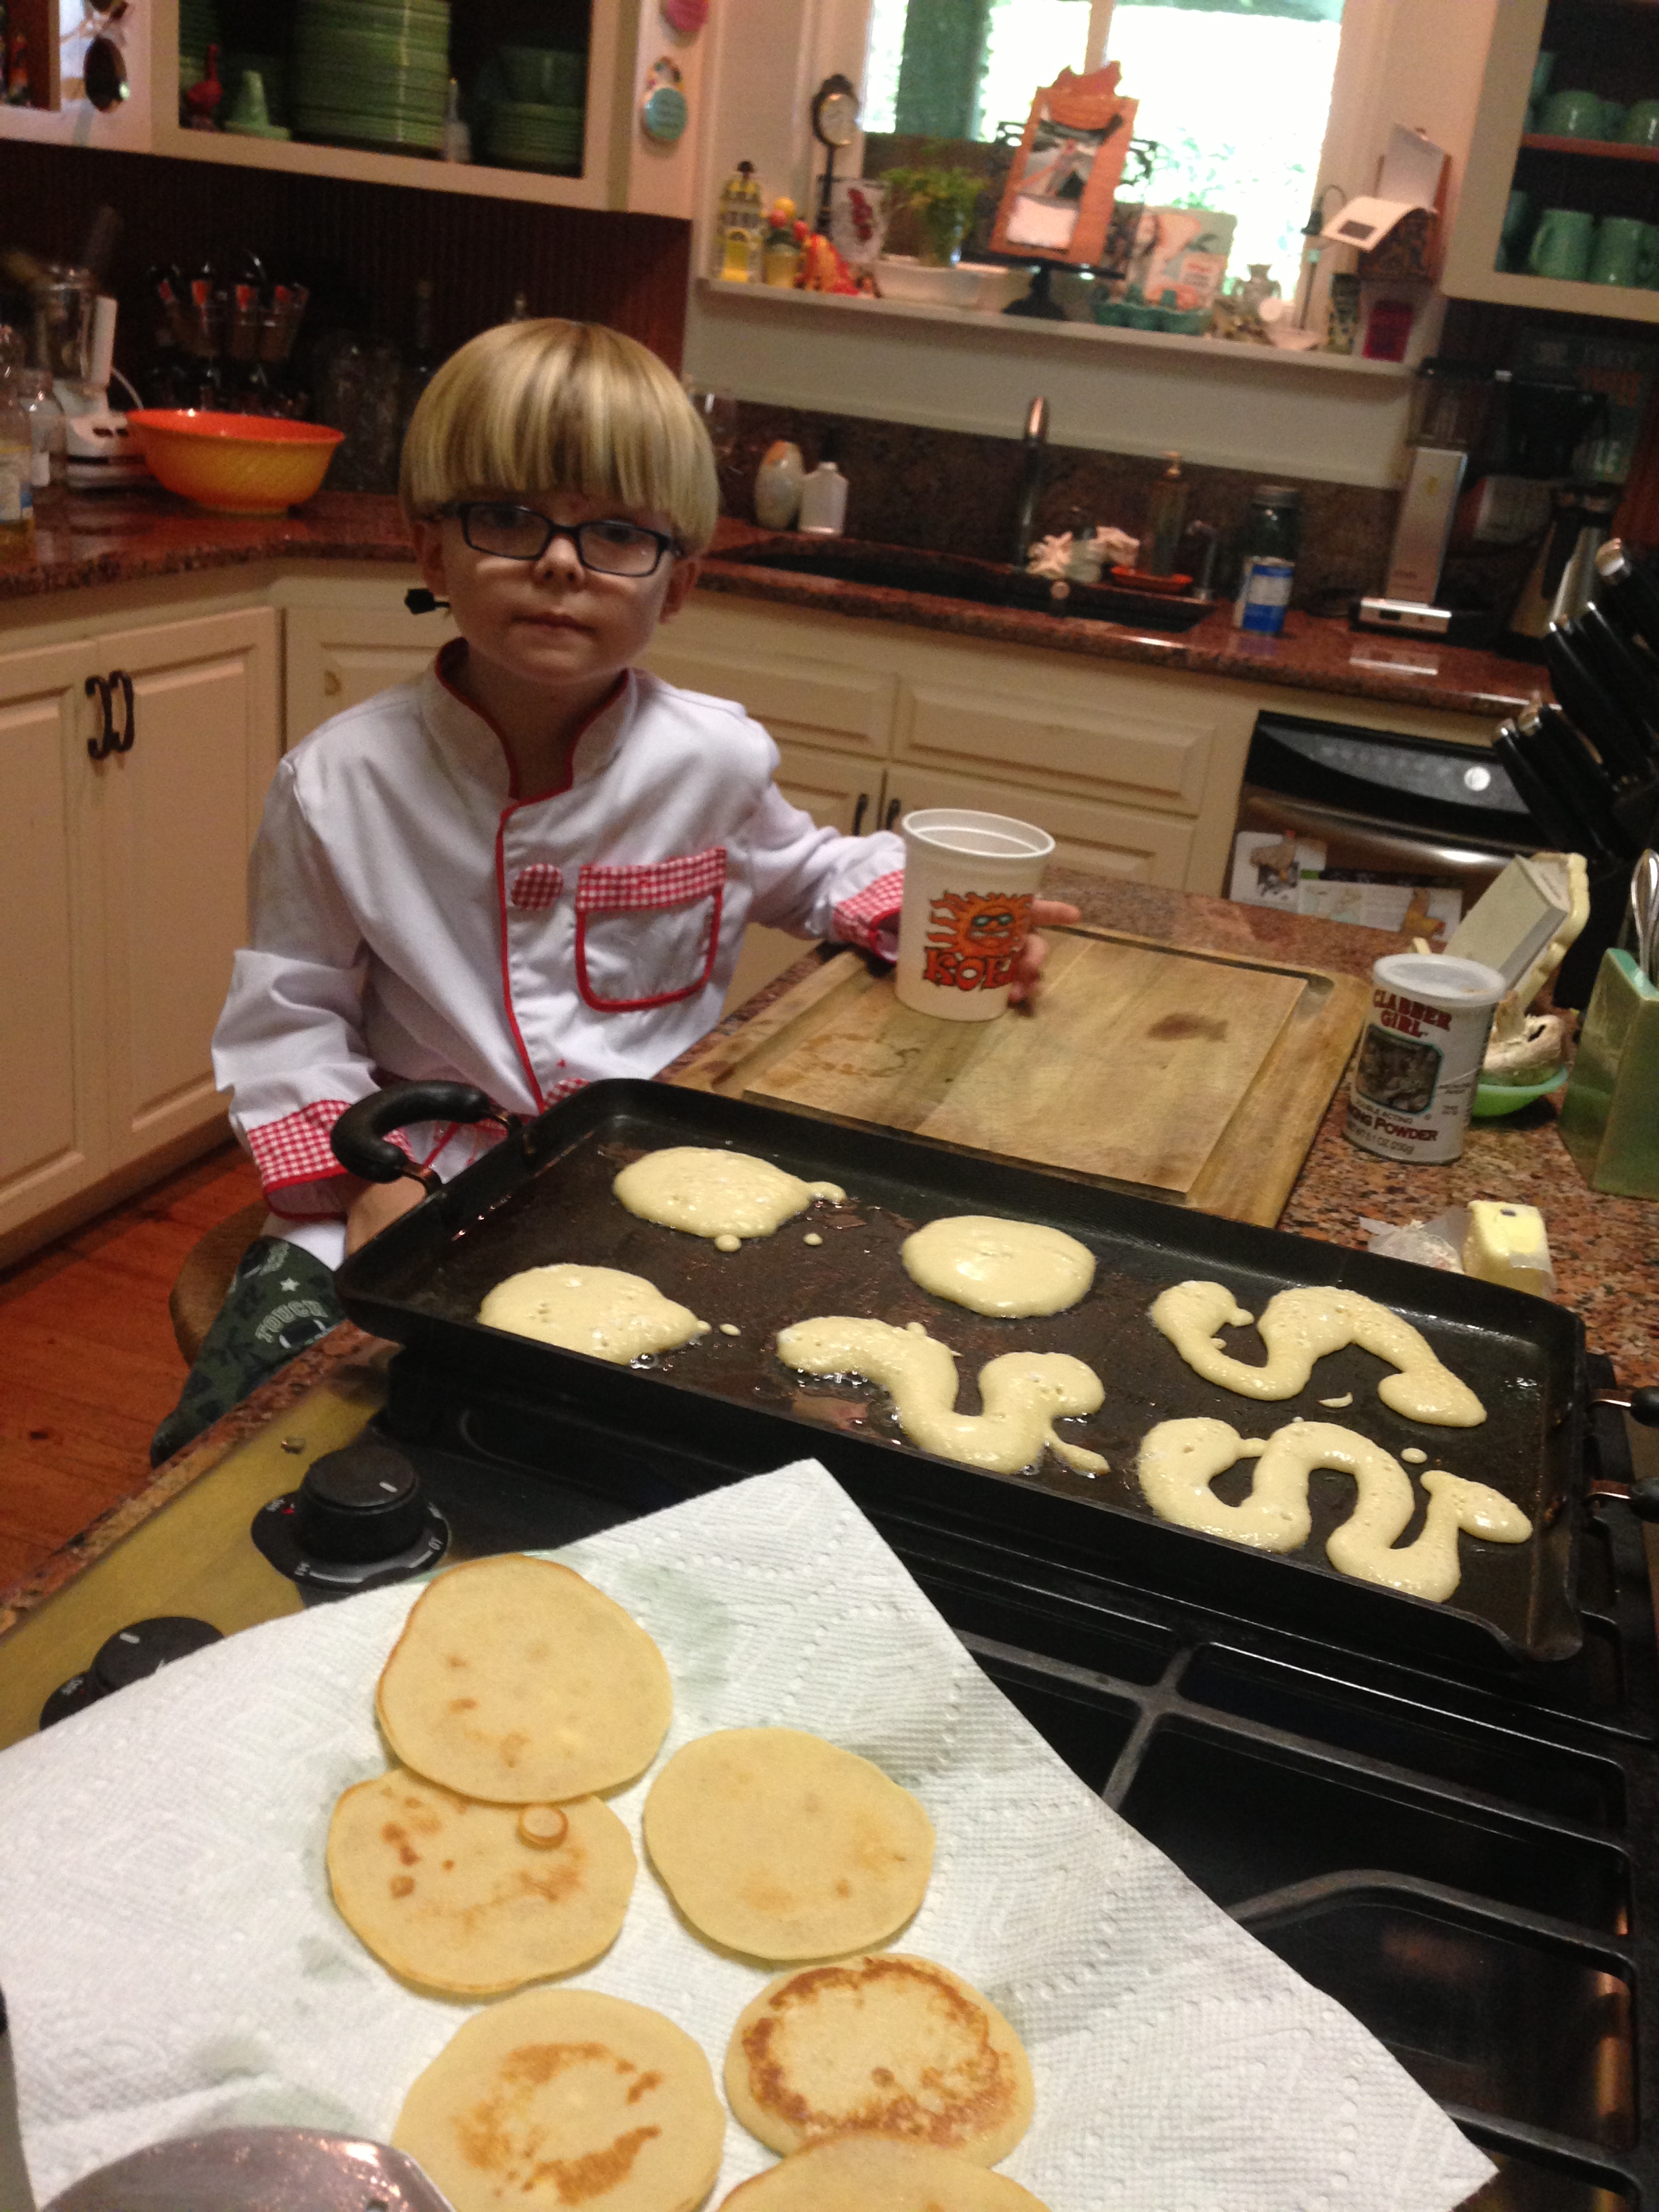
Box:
[1559,950,1659,1196]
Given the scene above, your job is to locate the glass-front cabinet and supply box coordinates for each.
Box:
[1446,0,1659,323]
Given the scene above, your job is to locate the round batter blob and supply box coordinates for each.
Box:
[901,1216,1095,1318]
[327,1766,634,1994]
[642,1727,934,1960]
[614,1147,844,1243]
[394,1987,724,2212]
[1137,1414,1530,1601]
[777,1316,1108,1475]
[717,2136,1051,2211]
[377,1555,672,1804]
[726,1952,1034,2167]
[479,1265,708,1363]
[1149,1279,1487,1426]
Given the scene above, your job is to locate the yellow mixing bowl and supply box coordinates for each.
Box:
[127,410,345,515]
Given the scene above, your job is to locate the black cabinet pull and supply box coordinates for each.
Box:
[112,670,136,752]
[851,791,869,836]
[84,673,115,760]
[882,795,902,830]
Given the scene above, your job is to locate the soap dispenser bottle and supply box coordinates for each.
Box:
[798,432,848,537]
[1141,451,1188,577]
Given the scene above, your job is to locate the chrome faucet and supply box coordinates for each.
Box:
[1010,396,1049,568]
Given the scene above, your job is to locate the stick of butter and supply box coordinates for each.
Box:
[1462,1200,1555,1297]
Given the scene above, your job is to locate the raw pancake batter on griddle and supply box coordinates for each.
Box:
[901,1215,1095,1317]
[478,1263,708,1361]
[777,1315,1108,1475]
[1150,1280,1487,1426]
[1138,1415,1530,1600]
[614,1145,845,1244]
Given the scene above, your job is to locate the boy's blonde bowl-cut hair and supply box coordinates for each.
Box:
[400,318,720,556]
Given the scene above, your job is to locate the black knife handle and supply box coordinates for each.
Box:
[331,1082,501,1184]
[1573,605,1659,747]
[1494,729,1612,862]
[1549,630,1654,783]
[1517,704,1623,857]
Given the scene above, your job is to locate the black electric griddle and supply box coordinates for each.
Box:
[333,1080,1588,1673]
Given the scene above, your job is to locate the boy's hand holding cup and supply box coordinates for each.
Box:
[893,808,1078,1019]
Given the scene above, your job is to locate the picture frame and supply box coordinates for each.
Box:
[989,63,1139,268]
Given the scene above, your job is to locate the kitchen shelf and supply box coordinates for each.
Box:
[694,279,1414,378]
[150,119,605,211]
[1520,133,1659,161]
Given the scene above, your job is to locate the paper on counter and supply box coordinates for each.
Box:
[0,1461,1494,2212]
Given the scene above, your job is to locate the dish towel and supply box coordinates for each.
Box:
[0,1459,1492,2211]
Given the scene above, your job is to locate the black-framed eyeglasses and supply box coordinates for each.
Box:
[449,501,680,577]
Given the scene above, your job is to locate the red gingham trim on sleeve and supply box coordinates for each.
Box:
[575,845,726,915]
[247,1097,415,1205]
[509,863,564,911]
[832,868,905,952]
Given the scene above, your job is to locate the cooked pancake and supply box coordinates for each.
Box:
[725,1953,1033,2167]
[326,1766,635,1994]
[642,1727,934,1960]
[613,1147,844,1242]
[718,2137,1050,2210]
[394,1987,724,2212]
[901,1216,1094,1319]
[478,1264,709,1363]
[377,1555,673,1804]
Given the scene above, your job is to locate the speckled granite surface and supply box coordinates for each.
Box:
[2,491,1539,722]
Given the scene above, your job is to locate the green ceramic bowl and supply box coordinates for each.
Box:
[1471,1066,1569,1118]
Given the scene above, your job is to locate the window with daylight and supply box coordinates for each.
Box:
[862,0,1345,284]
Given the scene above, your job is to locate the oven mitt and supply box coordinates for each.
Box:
[150,1237,344,1467]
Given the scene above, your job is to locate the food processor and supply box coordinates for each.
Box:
[30,264,148,490]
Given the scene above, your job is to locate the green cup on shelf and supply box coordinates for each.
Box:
[1589,215,1654,286]
[1538,87,1609,138]
[1531,49,1556,101]
[1624,98,1659,147]
[1528,207,1595,281]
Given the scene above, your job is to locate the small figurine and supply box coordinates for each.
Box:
[5,30,30,106]
[184,42,223,129]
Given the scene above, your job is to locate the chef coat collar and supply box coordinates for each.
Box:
[422,639,634,802]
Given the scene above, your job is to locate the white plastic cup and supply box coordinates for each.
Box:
[894,807,1054,1022]
[1345,951,1508,1164]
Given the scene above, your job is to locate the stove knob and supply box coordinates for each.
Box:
[292,1437,430,1563]
[90,1616,223,1694]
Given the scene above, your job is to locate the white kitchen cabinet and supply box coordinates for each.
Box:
[281,587,457,751]
[0,603,279,1260]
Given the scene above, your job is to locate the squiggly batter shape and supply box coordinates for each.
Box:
[1137,1416,1530,1601]
[777,1316,1109,1476]
[1149,1280,1486,1427]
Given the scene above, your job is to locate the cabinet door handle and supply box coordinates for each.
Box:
[882,795,902,831]
[111,670,136,753]
[851,791,869,836]
[85,673,115,760]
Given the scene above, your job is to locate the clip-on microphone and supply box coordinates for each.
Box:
[405,588,450,615]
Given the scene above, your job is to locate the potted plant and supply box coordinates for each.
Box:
[880,153,986,267]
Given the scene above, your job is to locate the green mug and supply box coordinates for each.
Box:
[1538,87,1608,138]
[1528,206,1595,280]
[1624,98,1659,146]
[1532,49,1557,100]
[1590,215,1652,285]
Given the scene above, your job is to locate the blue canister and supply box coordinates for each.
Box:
[1235,554,1294,636]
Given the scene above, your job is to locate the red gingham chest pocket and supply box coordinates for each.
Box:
[573,846,726,1012]
[510,863,564,910]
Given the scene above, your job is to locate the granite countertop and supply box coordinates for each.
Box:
[1,874,1651,1631]
[4,490,1538,722]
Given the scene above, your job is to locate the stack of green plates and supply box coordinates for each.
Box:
[178,0,219,92]
[484,98,583,172]
[293,0,451,155]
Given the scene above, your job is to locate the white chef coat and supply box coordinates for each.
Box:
[213,644,904,1267]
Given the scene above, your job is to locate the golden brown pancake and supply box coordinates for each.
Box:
[642,1727,934,1960]
[326,1765,634,1994]
[394,1987,724,2212]
[725,1954,1033,2167]
[376,1555,672,1804]
[717,2137,1050,2209]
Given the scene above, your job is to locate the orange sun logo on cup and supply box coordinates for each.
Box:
[921,888,1033,992]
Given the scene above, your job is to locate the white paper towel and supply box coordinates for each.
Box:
[0,1460,1492,2212]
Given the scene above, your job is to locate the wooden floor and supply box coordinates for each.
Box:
[0,1147,263,1591]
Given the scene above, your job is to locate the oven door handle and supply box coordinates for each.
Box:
[331,1081,508,1188]
[1589,1386,1659,1519]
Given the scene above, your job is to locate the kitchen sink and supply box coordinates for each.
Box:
[707,538,1219,634]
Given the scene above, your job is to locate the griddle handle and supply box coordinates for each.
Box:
[331,1082,501,1185]
[1629,1479,1659,1522]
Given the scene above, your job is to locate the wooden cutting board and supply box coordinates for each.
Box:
[674,926,1371,1226]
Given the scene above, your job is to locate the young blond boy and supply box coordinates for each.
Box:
[156,319,1069,1458]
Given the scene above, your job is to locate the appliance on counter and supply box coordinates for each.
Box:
[1229,708,1539,946]
[1353,359,1496,643]
[24,1072,1659,2212]
[29,264,147,491]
